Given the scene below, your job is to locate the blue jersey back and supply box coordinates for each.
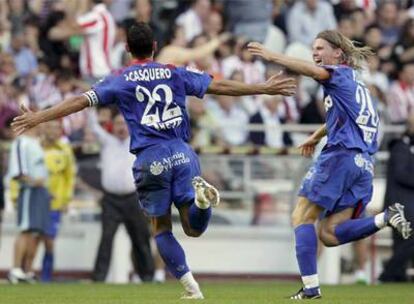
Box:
[320,65,379,154]
[86,60,212,153]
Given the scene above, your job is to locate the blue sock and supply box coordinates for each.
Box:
[188,199,211,233]
[41,252,54,282]
[295,224,319,292]
[334,217,379,244]
[155,231,189,279]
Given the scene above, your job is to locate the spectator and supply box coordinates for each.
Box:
[211,94,249,146]
[49,0,116,83]
[35,120,76,282]
[38,4,68,71]
[205,10,224,39]
[56,72,88,143]
[111,22,129,70]
[287,0,337,46]
[7,0,31,35]
[28,58,60,109]
[109,0,133,22]
[249,95,284,148]
[187,96,218,148]
[0,148,4,251]
[375,1,401,46]
[379,113,414,282]
[387,62,414,124]
[7,33,38,78]
[391,18,414,66]
[88,110,155,282]
[157,26,229,67]
[7,126,50,284]
[225,0,273,43]
[337,16,355,39]
[175,0,211,42]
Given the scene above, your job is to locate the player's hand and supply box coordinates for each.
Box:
[298,135,320,158]
[11,104,39,135]
[247,42,275,61]
[264,72,297,96]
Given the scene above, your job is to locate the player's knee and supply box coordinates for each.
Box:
[291,210,317,227]
[319,227,339,247]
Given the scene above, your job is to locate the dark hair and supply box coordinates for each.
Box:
[127,22,154,58]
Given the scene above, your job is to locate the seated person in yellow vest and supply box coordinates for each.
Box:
[7,126,50,284]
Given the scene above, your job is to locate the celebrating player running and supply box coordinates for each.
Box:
[248,30,412,300]
[12,22,296,299]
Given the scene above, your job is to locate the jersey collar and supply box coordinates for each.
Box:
[129,58,153,66]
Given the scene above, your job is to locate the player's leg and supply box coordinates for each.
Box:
[319,203,412,246]
[173,145,219,237]
[290,196,323,299]
[177,177,220,237]
[152,215,204,299]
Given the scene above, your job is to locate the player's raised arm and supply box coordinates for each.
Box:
[206,72,297,96]
[11,95,90,135]
[247,42,330,81]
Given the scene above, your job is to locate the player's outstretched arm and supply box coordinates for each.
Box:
[206,72,296,96]
[247,42,330,81]
[11,95,90,135]
[297,124,327,157]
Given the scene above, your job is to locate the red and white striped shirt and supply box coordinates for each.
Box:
[77,4,116,79]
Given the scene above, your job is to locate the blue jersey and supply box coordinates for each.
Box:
[84,60,212,153]
[320,65,379,154]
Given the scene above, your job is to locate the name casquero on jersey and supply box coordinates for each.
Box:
[84,60,212,154]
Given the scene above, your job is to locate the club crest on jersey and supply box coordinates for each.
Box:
[150,161,164,175]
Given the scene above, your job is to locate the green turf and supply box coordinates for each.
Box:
[0,281,412,304]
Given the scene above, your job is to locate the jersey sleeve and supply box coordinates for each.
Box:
[176,66,213,99]
[83,76,117,107]
[319,65,352,88]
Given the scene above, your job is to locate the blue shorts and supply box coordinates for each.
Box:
[17,186,51,233]
[133,139,201,217]
[298,145,374,215]
[45,210,62,238]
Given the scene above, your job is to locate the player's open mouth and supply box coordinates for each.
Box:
[314,59,322,65]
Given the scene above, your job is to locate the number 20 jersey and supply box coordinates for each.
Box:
[320,65,379,155]
[84,60,212,154]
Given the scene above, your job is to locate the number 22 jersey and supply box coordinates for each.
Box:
[320,65,379,155]
[84,59,212,154]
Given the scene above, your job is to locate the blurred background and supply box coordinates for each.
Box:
[1,0,414,286]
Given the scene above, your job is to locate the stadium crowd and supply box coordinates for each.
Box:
[1,0,414,283]
[1,0,414,149]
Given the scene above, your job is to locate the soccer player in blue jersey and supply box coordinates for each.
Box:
[248,30,413,299]
[12,23,296,299]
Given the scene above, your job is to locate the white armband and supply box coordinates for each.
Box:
[83,90,99,107]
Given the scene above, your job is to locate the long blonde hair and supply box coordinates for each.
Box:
[316,30,375,70]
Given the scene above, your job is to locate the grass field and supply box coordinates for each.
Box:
[0,281,412,304]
